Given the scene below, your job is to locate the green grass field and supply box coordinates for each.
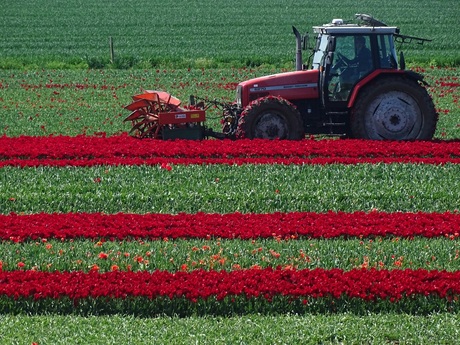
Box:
[2,313,459,344]
[1,1,460,344]
[1,0,459,69]
[2,164,460,214]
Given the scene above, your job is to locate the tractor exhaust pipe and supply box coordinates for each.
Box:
[292,26,303,71]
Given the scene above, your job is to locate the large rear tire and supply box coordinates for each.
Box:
[350,77,437,140]
[237,97,304,139]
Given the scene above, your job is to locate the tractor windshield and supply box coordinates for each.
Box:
[327,35,374,101]
[334,35,373,76]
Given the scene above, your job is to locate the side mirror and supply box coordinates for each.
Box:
[326,52,334,65]
[327,37,336,52]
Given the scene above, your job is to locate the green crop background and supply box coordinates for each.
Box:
[1,0,459,69]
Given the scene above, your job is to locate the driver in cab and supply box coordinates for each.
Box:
[338,36,372,76]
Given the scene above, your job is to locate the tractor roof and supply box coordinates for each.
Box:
[313,14,399,35]
[313,22,399,35]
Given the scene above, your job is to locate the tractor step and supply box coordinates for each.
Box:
[323,122,346,126]
[323,111,349,135]
[325,111,349,117]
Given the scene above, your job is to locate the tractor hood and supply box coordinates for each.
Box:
[236,69,319,107]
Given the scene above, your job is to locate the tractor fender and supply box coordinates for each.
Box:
[347,69,425,108]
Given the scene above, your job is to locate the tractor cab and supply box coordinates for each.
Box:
[310,17,400,103]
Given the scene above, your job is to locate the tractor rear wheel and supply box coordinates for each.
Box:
[237,97,304,139]
[350,77,437,140]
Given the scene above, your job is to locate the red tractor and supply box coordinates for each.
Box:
[125,14,437,140]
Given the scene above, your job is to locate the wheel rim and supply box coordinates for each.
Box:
[364,91,423,140]
[254,112,288,139]
[127,103,161,138]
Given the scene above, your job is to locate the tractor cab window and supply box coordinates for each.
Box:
[378,34,398,68]
[327,35,374,101]
[312,34,329,70]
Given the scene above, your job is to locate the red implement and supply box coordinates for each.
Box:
[124,90,205,139]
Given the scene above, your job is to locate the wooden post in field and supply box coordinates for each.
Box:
[109,36,115,63]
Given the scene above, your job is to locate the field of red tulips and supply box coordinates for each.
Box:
[1,83,460,344]
[2,135,460,317]
[1,10,460,343]
[1,65,460,343]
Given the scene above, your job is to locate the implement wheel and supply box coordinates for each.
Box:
[124,99,162,138]
[237,97,304,139]
[124,91,182,139]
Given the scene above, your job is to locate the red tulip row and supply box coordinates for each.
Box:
[1,268,458,302]
[1,134,460,166]
[3,211,459,241]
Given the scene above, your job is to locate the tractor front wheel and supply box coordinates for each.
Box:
[237,97,304,139]
[350,77,437,140]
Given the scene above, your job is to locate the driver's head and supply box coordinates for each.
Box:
[355,36,365,48]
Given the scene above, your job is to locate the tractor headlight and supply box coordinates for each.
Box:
[236,85,242,107]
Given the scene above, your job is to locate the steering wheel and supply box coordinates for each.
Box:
[329,53,352,101]
[335,53,349,69]
[331,53,349,77]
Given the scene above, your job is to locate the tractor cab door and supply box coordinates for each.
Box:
[321,35,374,105]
